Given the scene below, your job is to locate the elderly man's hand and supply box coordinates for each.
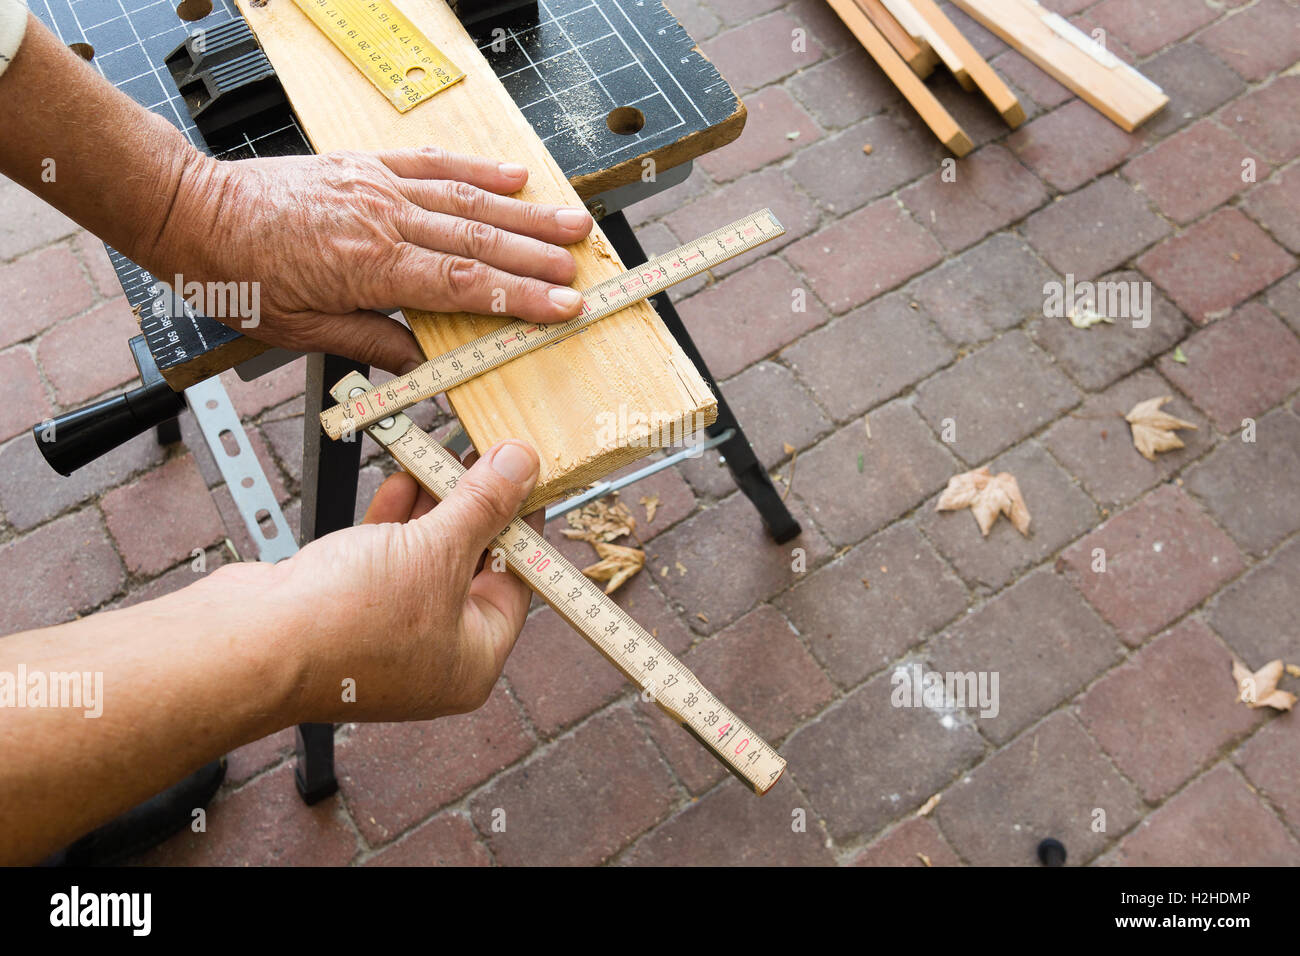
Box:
[269,440,544,722]
[149,147,594,374]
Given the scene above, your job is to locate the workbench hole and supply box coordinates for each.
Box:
[241,477,254,489]
[218,429,241,457]
[68,42,94,61]
[406,67,427,83]
[176,0,212,21]
[205,399,218,410]
[255,509,278,540]
[606,106,645,136]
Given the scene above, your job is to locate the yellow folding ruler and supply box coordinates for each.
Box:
[320,209,784,438]
[329,371,787,793]
[290,0,465,112]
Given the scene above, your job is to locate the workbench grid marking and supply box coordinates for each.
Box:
[484,3,669,161]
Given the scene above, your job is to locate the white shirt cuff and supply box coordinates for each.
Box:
[0,0,29,81]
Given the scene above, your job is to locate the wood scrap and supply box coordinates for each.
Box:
[905,0,1025,127]
[826,0,974,155]
[949,0,1167,130]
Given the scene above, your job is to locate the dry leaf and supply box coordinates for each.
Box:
[935,467,1031,537]
[581,541,645,595]
[639,494,659,525]
[1126,396,1197,462]
[917,793,941,817]
[1232,659,1297,712]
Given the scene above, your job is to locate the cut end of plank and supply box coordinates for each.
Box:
[945,128,975,157]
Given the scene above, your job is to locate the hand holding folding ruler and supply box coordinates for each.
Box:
[320,210,789,793]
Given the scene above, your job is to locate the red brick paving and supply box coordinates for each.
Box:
[1088,0,1217,58]
[1104,765,1299,866]
[4,0,1299,867]
[1023,175,1170,279]
[1122,119,1263,225]
[1197,0,1300,83]
[1077,619,1262,802]
[1243,163,1300,254]
[1156,301,1300,430]
[1007,99,1142,192]
[1057,485,1244,646]
[934,712,1143,865]
[852,816,963,866]
[1138,208,1296,322]
[1029,272,1191,392]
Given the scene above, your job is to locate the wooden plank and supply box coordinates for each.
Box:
[855,0,936,77]
[950,0,1167,131]
[825,0,973,156]
[234,0,717,512]
[880,0,973,89]
[906,0,1025,127]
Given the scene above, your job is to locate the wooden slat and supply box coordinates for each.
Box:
[825,0,973,156]
[233,0,718,512]
[950,0,1167,131]
[855,0,936,77]
[880,0,973,89]
[906,0,1025,127]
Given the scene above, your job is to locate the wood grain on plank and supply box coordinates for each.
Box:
[826,0,973,156]
[855,0,936,77]
[949,0,1166,131]
[880,0,973,89]
[233,0,717,511]
[906,0,1024,127]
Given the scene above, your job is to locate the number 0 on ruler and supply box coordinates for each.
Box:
[290,0,465,112]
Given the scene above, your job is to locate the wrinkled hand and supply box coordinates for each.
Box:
[151,147,594,374]
[277,440,544,722]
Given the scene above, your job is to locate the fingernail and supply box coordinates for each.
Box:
[490,442,537,484]
[499,162,528,178]
[555,207,590,229]
[547,286,582,308]
[398,359,422,375]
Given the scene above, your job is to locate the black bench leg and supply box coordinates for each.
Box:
[155,417,181,446]
[598,211,801,544]
[293,352,368,804]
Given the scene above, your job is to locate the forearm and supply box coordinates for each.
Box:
[0,13,208,272]
[0,562,306,865]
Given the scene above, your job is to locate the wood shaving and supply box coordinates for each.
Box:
[639,494,660,524]
[917,793,941,817]
[562,492,637,543]
[581,541,645,595]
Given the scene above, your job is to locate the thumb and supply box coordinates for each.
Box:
[302,310,426,375]
[422,440,540,566]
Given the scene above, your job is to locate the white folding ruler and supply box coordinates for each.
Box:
[320,209,784,436]
[330,371,786,793]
